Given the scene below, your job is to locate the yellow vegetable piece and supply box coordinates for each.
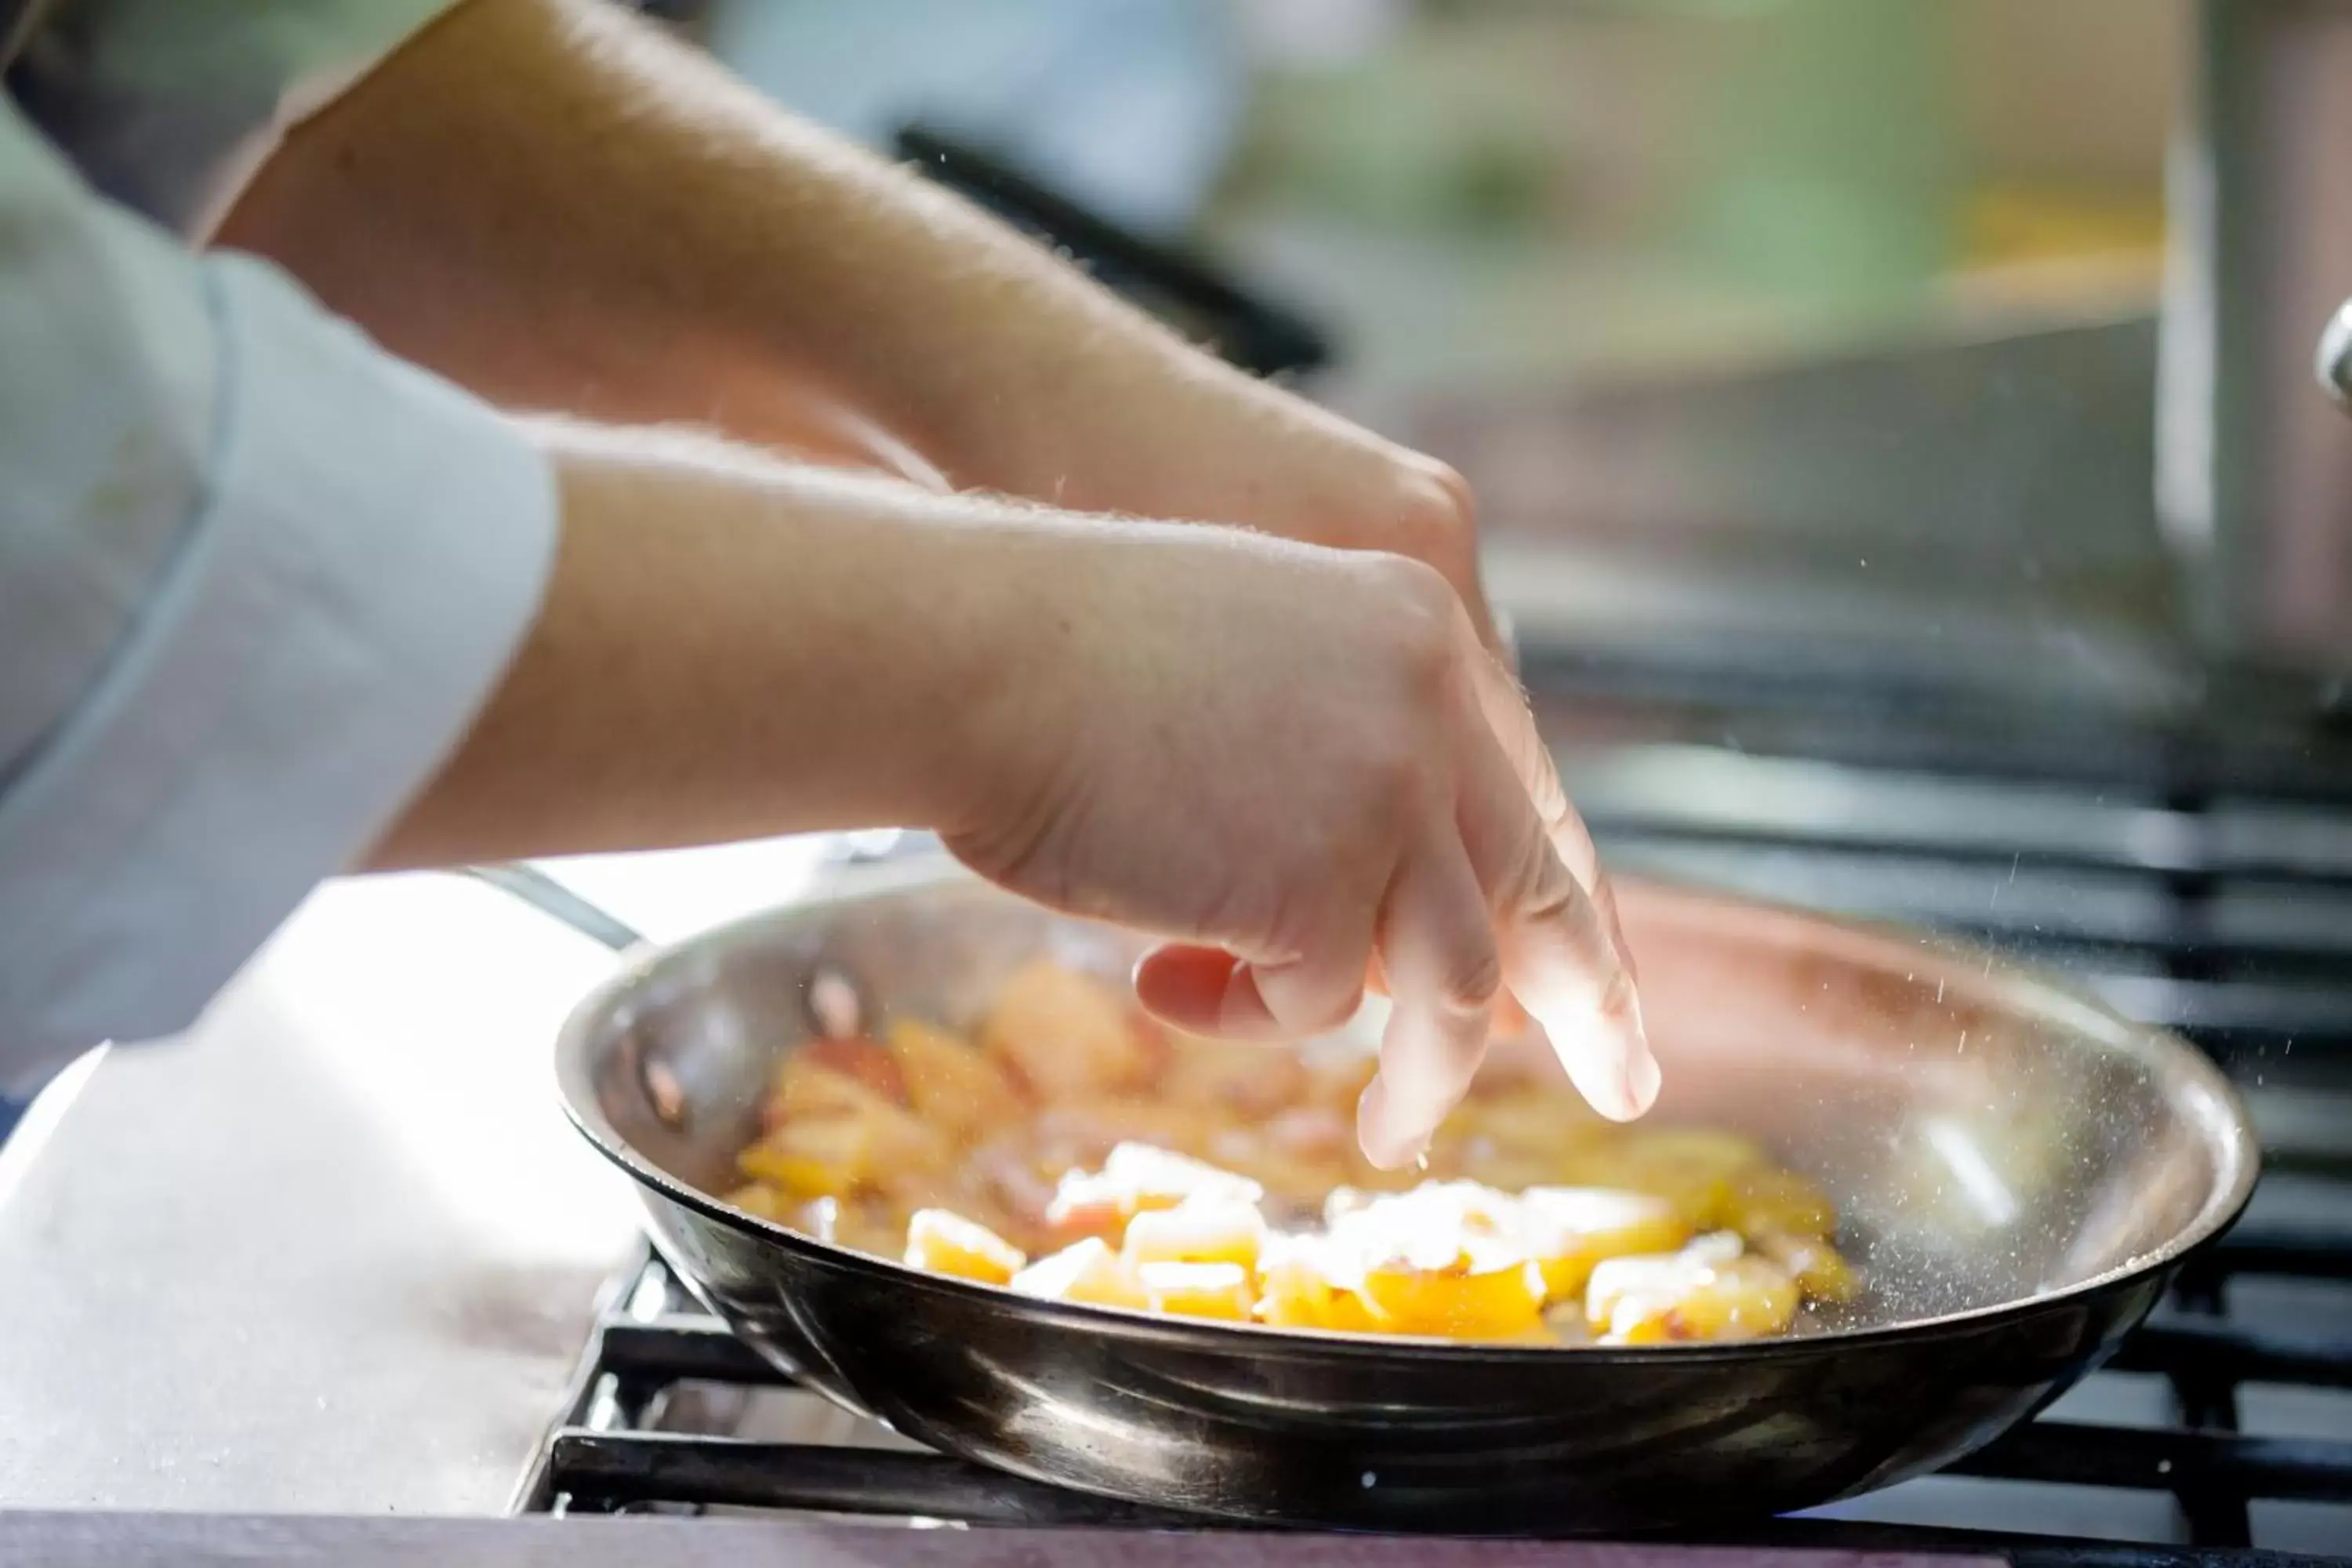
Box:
[1518,1186,1693,1300]
[1454,1088,1609,1153]
[1323,1181,1523,1280]
[1254,1250,1336,1330]
[1323,1288,1387,1333]
[831,1198,905,1258]
[1359,1258,1546,1341]
[1046,1142,1262,1234]
[737,1145,856,1200]
[979,959,1158,1101]
[739,1092,955,1197]
[1121,1196,1267,1272]
[724,1182,790,1221]
[1140,1260,1254,1320]
[1726,1167,1838,1240]
[1570,1127,1776,1229]
[728,953,1863,1347]
[1009,1237,1151,1311]
[1160,1030,1308,1120]
[769,1053,896,1123]
[1586,1234,1800,1344]
[1754,1229,1859,1304]
[1615,1127,1770,1176]
[887,1019,1025,1138]
[1254,1242,1389,1333]
[905,1208,1028,1287]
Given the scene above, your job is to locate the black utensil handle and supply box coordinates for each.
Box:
[895,123,1333,379]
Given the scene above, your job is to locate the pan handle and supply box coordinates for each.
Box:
[462,863,646,955]
[463,833,953,955]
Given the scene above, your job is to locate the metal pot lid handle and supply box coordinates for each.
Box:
[2321,298,2352,413]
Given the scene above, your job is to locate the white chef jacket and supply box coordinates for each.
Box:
[0,0,560,1096]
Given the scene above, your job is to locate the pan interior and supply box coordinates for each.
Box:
[567,869,2254,1339]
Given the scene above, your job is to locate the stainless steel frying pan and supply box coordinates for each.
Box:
[532,856,2256,1534]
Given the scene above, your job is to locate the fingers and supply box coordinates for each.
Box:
[1503,885,1658,1121]
[1135,898,1377,1043]
[1134,945,1277,1036]
[1465,644,1566,824]
[1454,717,1659,1123]
[1540,793,1639,984]
[1359,843,1501,1169]
[1465,640,1639,982]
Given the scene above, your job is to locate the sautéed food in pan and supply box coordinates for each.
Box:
[722,956,1857,1345]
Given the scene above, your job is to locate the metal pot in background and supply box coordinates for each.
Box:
[2158,0,2352,679]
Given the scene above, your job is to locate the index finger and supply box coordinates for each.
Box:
[1464,637,1637,982]
[1453,705,1657,1122]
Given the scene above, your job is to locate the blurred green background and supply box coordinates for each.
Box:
[1203,0,2173,392]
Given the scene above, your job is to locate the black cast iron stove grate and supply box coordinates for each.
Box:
[515,722,2352,1563]
[515,1223,2352,1562]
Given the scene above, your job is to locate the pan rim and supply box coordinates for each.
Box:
[553,858,2261,1363]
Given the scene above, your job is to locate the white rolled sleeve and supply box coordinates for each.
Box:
[0,110,557,1091]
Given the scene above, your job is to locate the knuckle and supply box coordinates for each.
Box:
[1362,554,1461,688]
[1356,738,1426,823]
[1395,456,1477,535]
[1202,866,1287,956]
[1364,547,1453,609]
[1297,975,1368,1033]
[1443,939,1505,1012]
[1388,460,1480,574]
[1514,848,1587,926]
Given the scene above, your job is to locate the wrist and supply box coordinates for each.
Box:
[897,509,1105,847]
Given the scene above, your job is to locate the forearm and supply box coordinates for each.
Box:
[220,0,1494,630]
[214,0,1216,497]
[368,424,1049,868]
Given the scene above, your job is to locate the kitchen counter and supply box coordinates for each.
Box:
[0,1511,1999,1568]
[0,872,648,1512]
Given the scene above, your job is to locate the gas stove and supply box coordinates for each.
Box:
[506,703,2352,1563]
[517,1223,2352,1559]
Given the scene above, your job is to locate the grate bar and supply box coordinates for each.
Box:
[1589,813,2352,891]
[2105,1319,2352,1389]
[601,1317,785,1387]
[2198,1225,2352,1283]
[2166,1277,2255,1546]
[548,1430,1200,1526]
[1950,1421,2352,1504]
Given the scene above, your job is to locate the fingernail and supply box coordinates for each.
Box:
[1621,989,1661,1116]
[1600,976,1658,1120]
[1355,1075,1430,1171]
[1535,970,1658,1122]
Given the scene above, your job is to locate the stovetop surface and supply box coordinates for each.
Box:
[511,691,2352,1561]
[517,1218,2352,1560]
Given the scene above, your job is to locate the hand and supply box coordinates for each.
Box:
[948,523,1656,1167]
[946,343,1508,655]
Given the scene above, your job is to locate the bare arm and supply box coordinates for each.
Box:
[212,0,1492,633]
[370,430,1004,866]
[376,425,1652,1156]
